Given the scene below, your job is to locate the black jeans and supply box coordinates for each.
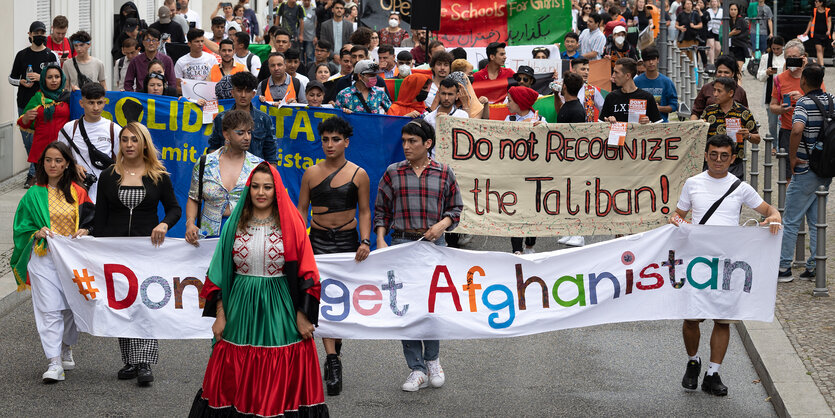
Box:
[511,237,536,253]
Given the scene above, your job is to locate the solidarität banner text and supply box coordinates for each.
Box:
[41,225,780,340]
[434,117,709,236]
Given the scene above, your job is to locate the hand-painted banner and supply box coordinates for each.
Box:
[434,118,708,236]
[437,0,572,47]
[68,91,409,238]
[39,225,780,340]
[44,236,216,339]
[507,0,572,46]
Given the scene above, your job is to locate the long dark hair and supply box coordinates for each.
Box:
[35,142,80,204]
[238,163,279,231]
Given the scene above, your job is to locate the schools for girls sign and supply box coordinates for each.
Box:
[39,225,779,340]
[435,117,709,236]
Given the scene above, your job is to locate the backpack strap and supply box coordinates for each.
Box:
[246,53,254,73]
[109,122,116,159]
[699,178,742,224]
[802,93,834,154]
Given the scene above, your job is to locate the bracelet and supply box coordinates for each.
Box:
[361,238,371,246]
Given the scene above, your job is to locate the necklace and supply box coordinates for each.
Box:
[251,214,275,226]
[410,159,430,171]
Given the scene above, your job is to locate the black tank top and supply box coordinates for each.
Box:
[310,162,360,214]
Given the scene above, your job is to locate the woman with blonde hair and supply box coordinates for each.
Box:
[93,121,181,386]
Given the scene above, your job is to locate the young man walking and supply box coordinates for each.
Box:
[208,72,277,164]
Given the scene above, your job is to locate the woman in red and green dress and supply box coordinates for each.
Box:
[17,63,72,177]
[11,142,94,383]
[189,162,328,417]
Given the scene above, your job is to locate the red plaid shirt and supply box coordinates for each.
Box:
[375,160,463,232]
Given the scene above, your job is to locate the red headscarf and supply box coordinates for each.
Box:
[387,73,432,116]
[508,86,539,112]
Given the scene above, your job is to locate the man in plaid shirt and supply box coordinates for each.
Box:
[374,118,463,393]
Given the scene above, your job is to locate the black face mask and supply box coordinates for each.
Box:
[415,90,429,102]
[31,35,47,47]
[785,57,804,68]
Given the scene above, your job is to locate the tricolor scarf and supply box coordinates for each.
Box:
[20,65,69,126]
[201,162,322,324]
[10,183,93,291]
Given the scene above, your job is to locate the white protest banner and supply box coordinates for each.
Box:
[392,45,561,74]
[435,117,709,236]
[180,78,218,102]
[44,236,216,339]
[315,225,780,339]
[38,225,778,340]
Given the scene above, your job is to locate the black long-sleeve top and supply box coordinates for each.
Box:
[93,166,181,237]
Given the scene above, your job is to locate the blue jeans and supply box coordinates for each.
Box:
[17,107,35,177]
[302,40,314,68]
[392,234,445,373]
[780,170,831,270]
[751,33,768,53]
[767,111,779,145]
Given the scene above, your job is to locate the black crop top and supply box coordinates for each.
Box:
[310,162,360,215]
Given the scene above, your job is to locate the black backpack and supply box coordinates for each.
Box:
[803,93,835,178]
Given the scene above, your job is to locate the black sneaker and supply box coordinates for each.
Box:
[799,269,816,280]
[701,372,728,396]
[681,359,701,389]
[23,175,34,189]
[777,268,794,283]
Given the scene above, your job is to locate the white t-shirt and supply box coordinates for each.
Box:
[174,53,218,81]
[293,73,309,93]
[57,118,123,203]
[424,81,439,108]
[424,106,469,130]
[676,171,764,225]
[184,9,201,29]
[234,52,262,75]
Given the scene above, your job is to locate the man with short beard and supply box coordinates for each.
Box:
[424,51,453,108]
[210,39,247,82]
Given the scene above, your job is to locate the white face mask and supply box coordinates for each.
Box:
[389,18,399,28]
[614,36,625,46]
[788,66,800,72]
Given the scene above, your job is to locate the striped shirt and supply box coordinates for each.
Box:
[374,160,463,232]
[578,28,606,60]
[792,90,832,174]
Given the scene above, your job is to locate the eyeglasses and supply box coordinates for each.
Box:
[233,129,253,136]
[144,38,160,43]
[707,152,732,161]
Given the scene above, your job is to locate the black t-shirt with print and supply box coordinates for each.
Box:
[598,88,663,123]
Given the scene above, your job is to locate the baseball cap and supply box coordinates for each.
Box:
[613,25,627,35]
[513,65,535,81]
[306,80,326,94]
[29,21,46,33]
[158,6,172,24]
[124,18,139,31]
[354,60,383,75]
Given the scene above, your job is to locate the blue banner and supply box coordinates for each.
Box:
[69,91,408,238]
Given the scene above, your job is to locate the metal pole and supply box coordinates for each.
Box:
[763,134,773,204]
[750,143,759,192]
[658,0,668,74]
[721,0,731,56]
[777,147,787,218]
[796,221,807,268]
[813,185,829,297]
[772,0,778,40]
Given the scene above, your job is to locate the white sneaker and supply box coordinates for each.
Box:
[565,236,585,247]
[401,370,429,392]
[513,251,522,255]
[61,348,75,370]
[426,359,445,388]
[42,364,65,383]
[557,236,571,244]
[523,247,536,254]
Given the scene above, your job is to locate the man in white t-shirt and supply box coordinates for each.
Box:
[175,29,218,92]
[181,0,201,29]
[232,32,261,75]
[57,84,122,202]
[672,134,781,397]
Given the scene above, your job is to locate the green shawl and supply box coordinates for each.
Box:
[10,186,51,290]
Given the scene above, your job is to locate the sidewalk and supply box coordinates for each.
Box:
[0,172,30,316]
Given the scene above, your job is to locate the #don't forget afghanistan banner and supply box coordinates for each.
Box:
[41,225,780,340]
[435,117,708,236]
[68,91,409,237]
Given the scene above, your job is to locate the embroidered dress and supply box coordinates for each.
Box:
[190,162,327,418]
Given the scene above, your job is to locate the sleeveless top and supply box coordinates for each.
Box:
[309,162,360,215]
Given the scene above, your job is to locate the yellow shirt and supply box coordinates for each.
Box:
[48,186,77,236]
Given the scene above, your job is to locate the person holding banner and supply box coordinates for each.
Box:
[375,119,463,392]
[186,109,262,242]
[94,122,182,386]
[11,142,94,383]
[296,116,371,396]
[189,162,328,417]
[209,72,278,164]
[258,52,305,104]
[671,134,781,396]
[599,58,662,123]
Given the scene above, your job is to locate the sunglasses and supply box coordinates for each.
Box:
[518,76,533,83]
[148,73,165,81]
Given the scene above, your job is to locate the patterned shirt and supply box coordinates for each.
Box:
[700,101,758,167]
[48,186,77,236]
[379,28,409,47]
[792,89,832,174]
[375,160,463,232]
[335,84,392,114]
[188,148,263,237]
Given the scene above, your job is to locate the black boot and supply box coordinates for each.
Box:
[325,354,342,396]
[335,340,342,356]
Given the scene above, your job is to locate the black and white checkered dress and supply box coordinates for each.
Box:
[116,186,159,365]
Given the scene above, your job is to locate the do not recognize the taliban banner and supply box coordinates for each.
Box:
[40,225,779,340]
[435,117,709,237]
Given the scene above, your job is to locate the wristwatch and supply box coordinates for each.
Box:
[361,238,371,246]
